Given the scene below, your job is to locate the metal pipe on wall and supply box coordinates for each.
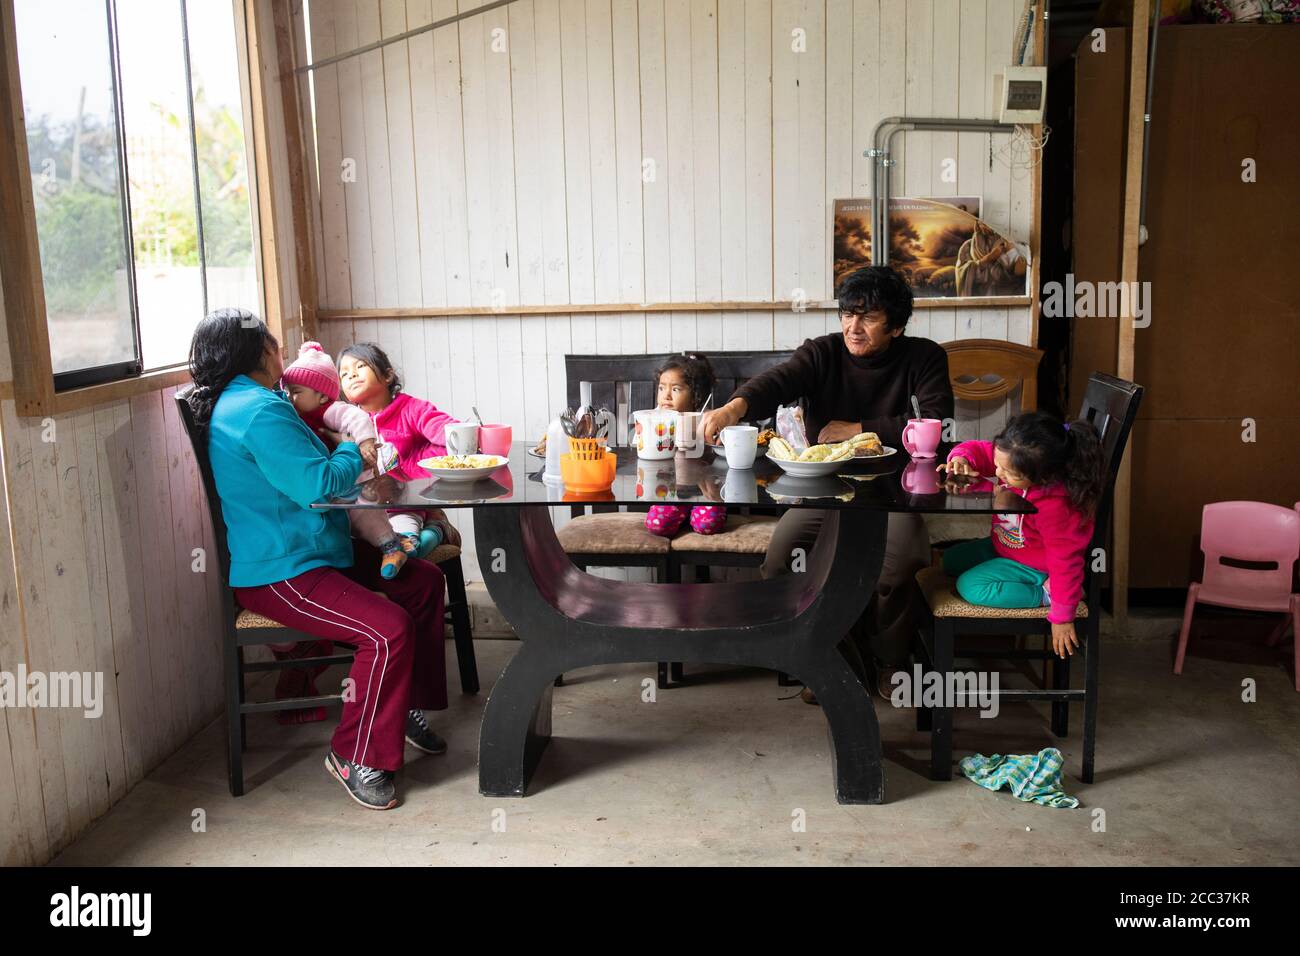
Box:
[292,0,522,74]
[1138,9,1160,244]
[866,117,1019,268]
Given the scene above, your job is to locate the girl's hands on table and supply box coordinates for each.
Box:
[936,456,979,494]
[937,455,976,477]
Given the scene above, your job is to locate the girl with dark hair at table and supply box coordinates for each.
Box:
[643,352,727,537]
[335,342,461,558]
[939,411,1104,658]
[189,309,451,811]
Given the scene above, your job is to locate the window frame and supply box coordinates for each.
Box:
[48,0,146,393]
[0,0,277,416]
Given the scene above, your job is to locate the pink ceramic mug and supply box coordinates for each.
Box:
[478,424,513,457]
[902,418,942,459]
[901,460,941,495]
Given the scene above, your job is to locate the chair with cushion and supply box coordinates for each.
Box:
[914,371,1143,784]
[174,389,479,797]
[1173,500,1300,689]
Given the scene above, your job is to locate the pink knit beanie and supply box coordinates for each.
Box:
[281,342,340,399]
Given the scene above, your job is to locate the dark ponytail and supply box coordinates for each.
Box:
[187,308,276,432]
[994,411,1106,518]
[1062,421,1105,518]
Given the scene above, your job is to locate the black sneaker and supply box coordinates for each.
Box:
[324,751,397,810]
[405,709,447,754]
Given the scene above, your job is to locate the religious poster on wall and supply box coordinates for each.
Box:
[833,197,1027,298]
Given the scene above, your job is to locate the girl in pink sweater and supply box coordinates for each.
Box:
[282,342,413,580]
[337,342,462,559]
[938,411,1105,658]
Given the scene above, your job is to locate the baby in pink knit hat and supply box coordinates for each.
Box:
[281,341,412,579]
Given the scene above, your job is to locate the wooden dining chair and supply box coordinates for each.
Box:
[174,389,479,797]
[913,372,1144,784]
[943,338,1044,412]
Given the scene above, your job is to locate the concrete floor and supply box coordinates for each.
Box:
[54,617,1300,866]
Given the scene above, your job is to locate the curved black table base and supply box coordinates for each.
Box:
[473,504,890,804]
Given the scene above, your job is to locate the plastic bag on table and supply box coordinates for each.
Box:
[775,403,810,454]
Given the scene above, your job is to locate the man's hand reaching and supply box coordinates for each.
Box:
[816,420,862,444]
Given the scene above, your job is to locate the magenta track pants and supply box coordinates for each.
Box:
[234,539,447,771]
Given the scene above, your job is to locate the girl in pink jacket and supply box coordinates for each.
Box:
[336,342,461,560]
[938,411,1105,659]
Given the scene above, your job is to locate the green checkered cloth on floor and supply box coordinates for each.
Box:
[959,748,1079,808]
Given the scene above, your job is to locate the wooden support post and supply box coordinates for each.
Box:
[243,0,284,345]
[1114,1,1151,630]
[0,0,56,416]
[272,0,319,343]
[1028,0,1046,350]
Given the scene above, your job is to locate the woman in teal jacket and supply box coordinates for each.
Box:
[190,309,452,810]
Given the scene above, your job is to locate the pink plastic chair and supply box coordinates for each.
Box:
[1174,501,1300,689]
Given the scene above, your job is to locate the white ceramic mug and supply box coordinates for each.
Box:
[631,409,677,460]
[721,425,758,469]
[445,422,479,456]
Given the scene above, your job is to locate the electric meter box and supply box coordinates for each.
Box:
[996,66,1047,124]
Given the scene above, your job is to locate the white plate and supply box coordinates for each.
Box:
[418,455,510,482]
[766,457,846,478]
[766,447,897,477]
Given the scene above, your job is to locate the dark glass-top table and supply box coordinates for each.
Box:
[316,441,1033,804]
[314,440,1035,515]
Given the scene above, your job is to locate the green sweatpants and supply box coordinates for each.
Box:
[942,537,1048,610]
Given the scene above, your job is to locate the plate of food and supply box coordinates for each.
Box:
[418,454,509,481]
[765,432,891,477]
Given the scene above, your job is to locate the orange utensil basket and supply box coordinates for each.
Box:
[561,438,616,493]
[566,437,606,460]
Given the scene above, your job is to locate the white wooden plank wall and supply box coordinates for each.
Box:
[299,0,1035,578]
[0,390,227,866]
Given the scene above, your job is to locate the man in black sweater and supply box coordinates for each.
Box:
[701,266,955,700]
